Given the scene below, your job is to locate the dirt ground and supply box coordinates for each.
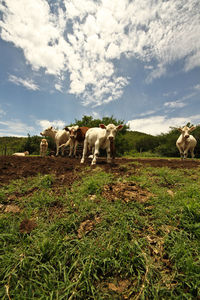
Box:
[1,155,200,187]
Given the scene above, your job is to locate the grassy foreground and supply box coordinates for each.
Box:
[0,162,200,299]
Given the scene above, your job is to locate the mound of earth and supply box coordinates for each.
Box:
[0,156,200,186]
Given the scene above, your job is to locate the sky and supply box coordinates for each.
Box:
[0,0,200,137]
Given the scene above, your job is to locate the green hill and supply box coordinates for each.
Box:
[0,137,27,155]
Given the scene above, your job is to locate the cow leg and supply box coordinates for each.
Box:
[81,139,88,163]
[177,145,184,159]
[88,147,94,159]
[183,149,188,159]
[106,146,111,163]
[190,148,195,159]
[91,141,99,165]
[74,140,78,158]
[58,144,64,156]
[61,145,65,156]
[180,151,184,159]
[69,140,74,157]
[56,142,59,156]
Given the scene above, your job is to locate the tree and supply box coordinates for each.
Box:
[22,134,42,154]
[155,128,181,157]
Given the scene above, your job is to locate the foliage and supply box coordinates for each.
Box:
[71,115,126,130]
[155,128,180,157]
[22,134,41,154]
[0,136,26,155]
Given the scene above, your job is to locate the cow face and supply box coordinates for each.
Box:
[41,139,47,144]
[40,126,54,136]
[65,125,79,140]
[178,126,196,139]
[99,124,123,141]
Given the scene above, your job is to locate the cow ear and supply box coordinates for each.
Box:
[65,127,70,131]
[178,127,182,132]
[74,125,79,130]
[189,126,196,132]
[117,124,123,131]
[99,124,106,129]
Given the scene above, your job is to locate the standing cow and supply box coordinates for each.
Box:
[81,123,123,165]
[40,138,48,157]
[59,126,89,157]
[176,125,197,159]
[40,126,70,156]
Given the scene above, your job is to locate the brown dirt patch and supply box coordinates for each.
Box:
[107,279,131,294]
[0,156,200,187]
[77,215,101,238]
[4,204,21,213]
[19,218,37,233]
[102,181,153,203]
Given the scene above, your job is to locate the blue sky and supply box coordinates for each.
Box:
[0,0,200,136]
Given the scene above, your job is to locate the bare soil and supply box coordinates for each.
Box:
[0,156,200,187]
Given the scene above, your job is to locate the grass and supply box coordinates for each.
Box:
[0,163,200,299]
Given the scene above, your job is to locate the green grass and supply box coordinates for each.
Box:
[0,164,200,299]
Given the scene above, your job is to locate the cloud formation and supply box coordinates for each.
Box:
[1,0,200,105]
[8,75,39,90]
[0,119,34,136]
[127,114,200,136]
[164,101,186,109]
[38,119,65,130]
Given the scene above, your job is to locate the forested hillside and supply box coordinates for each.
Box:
[1,116,200,157]
[0,136,27,155]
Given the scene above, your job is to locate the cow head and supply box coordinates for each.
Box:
[178,125,196,139]
[65,125,79,140]
[40,126,54,136]
[41,138,47,144]
[99,124,123,141]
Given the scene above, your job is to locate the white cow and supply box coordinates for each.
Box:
[12,151,29,157]
[40,126,70,156]
[176,125,197,159]
[40,138,48,157]
[81,124,123,165]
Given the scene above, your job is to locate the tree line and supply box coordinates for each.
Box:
[1,116,200,158]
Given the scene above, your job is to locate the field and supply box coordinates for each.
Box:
[1,156,200,299]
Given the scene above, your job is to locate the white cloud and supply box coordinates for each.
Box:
[0,119,34,136]
[38,119,65,130]
[8,75,39,90]
[54,83,63,92]
[164,101,186,109]
[194,83,200,91]
[145,64,166,83]
[92,111,100,119]
[1,0,200,105]
[144,65,154,70]
[139,110,157,117]
[184,50,200,71]
[127,115,200,135]
[164,91,197,110]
